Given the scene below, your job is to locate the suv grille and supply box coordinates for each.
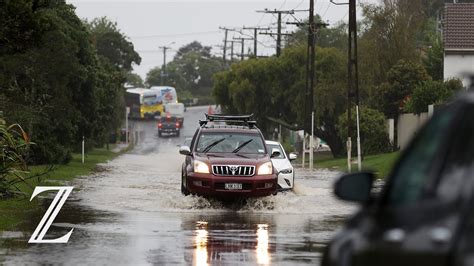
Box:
[212,165,255,176]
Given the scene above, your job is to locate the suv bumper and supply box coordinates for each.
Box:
[187,172,277,198]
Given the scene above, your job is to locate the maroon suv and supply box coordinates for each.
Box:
[179,114,279,198]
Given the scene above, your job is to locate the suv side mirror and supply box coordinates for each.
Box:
[289,153,297,161]
[334,172,375,204]
[179,145,191,155]
[271,148,281,158]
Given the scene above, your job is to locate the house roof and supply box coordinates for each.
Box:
[443,3,474,51]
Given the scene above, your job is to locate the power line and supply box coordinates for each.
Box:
[131,30,219,39]
[279,0,288,10]
[293,0,306,10]
[321,1,333,19]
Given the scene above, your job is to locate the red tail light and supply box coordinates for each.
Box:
[175,122,180,128]
[158,123,163,128]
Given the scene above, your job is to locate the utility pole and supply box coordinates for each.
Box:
[242,26,270,57]
[219,27,237,63]
[223,28,228,63]
[286,6,328,139]
[233,37,253,60]
[307,0,315,137]
[229,40,237,62]
[276,11,284,56]
[159,44,173,85]
[257,9,306,56]
[330,0,361,171]
[348,0,361,171]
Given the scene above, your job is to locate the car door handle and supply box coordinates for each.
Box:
[430,227,452,244]
[383,228,406,243]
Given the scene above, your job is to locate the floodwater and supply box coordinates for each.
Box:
[0,106,356,265]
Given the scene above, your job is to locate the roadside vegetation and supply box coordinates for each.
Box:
[1,115,129,231]
[0,122,31,199]
[212,0,463,159]
[0,147,126,232]
[312,151,400,179]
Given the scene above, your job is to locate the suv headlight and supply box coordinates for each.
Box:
[257,162,273,175]
[194,160,210,174]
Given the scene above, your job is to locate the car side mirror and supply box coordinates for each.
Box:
[179,145,191,156]
[334,172,375,204]
[271,148,281,158]
[289,153,297,161]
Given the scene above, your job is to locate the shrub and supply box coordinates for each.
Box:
[337,106,391,156]
[404,78,463,114]
[0,123,31,198]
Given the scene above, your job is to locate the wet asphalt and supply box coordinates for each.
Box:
[0,106,356,265]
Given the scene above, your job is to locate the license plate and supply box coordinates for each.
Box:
[225,183,242,190]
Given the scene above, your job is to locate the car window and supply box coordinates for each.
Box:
[387,109,455,206]
[266,144,285,159]
[196,132,265,154]
[143,95,157,105]
[436,107,474,200]
[160,116,176,122]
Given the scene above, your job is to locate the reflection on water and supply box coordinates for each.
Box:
[256,224,270,265]
[192,220,271,265]
[194,221,209,266]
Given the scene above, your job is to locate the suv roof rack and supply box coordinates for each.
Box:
[199,114,257,128]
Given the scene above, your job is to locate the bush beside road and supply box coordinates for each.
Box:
[308,151,400,179]
[0,147,129,232]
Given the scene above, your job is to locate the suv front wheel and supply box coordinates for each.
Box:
[181,173,189,196]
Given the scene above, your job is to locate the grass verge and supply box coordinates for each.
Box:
[0,146,129,232]
[309,151,400,179]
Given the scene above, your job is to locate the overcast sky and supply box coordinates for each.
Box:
[68,0,378,80]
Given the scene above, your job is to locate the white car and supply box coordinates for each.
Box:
[265,140,297,191]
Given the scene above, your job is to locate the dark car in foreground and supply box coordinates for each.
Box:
[323,92,474,266]
[179,114,279,198]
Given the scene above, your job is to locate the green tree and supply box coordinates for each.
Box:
[374,60,431,119]
[145,66,162,87]
[359,0,426,84]
[405,78,463,114]
[87,17,141,73]
[0,1,139,164]
[423,32,444,81]
[126,72,144,87]
[213,45,348,157]
[146,41,225,101]
[88,16,141,149]
[337,106,391,156]
[0,0,100,163]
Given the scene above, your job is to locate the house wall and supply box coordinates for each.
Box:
[444,53,474,87]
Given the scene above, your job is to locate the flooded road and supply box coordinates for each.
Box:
[1,106,356,265]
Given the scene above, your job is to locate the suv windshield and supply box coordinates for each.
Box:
[196,132,266,154]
